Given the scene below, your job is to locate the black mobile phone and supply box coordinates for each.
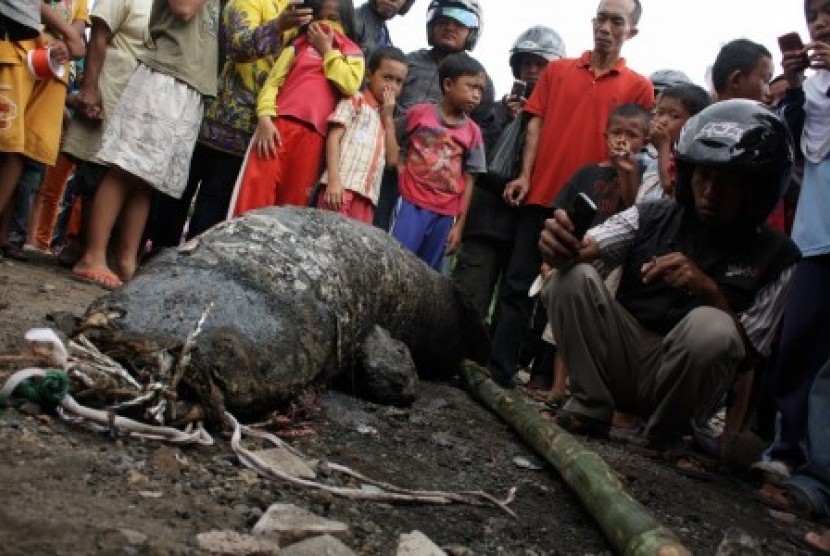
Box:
[568,192,598,240]
[510,79,527,99]
[778,32,809,72]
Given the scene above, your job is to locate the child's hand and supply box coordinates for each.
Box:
[649,121,671,152]
[48,40,70,65]
[381,87,396,120]
[807,41,830,71]
[65,32,85,59]
[254,116,281,159]
[610,138,637,173]
[307,22,334,55]
[445,223,463,255]
[324,181,344,212]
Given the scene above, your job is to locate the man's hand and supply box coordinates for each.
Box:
[503,95,524,120]
[254,116,281,158]
[503,177,530,206]
[307,22,334,56]
[781,48,808,89]
[640,252,719,299]
[445,222,463,254]
[539,209,597,269]
[77,85,104,120]
[324,181,344,212]
[275,2,313,33]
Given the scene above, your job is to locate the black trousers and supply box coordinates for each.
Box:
[487,205,550,385]
[148,143,243,248]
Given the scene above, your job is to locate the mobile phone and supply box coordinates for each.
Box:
[510,79,527,99]
[778,32,809,72]
[568,193,598,240]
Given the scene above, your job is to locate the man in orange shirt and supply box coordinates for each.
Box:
[488,0,653,387]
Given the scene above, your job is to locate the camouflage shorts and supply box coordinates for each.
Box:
[96,64,203,199]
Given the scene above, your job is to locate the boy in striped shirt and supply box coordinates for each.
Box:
[317,46,407,224]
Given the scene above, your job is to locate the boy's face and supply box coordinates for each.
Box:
[605,115,648,157]
[652,96,691,144]
[731,56,773,102]
[433,16,471,52]
[518,54,549,91]
[691,165,744,226]
[443,73,486,115]
[367,58,408,101]
[374,0,405,20]
[806,0,830,42]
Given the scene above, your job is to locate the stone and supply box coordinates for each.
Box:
[118,529,148,546]
[396,531,447,556]
[252,503,350,544]
[279,534,356,556]
[351,325,419,407]
[196,531,280,555]
[250,446,317,479]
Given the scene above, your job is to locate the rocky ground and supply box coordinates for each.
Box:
[0,254,814,554]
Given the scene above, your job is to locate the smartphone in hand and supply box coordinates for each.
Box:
[568,192,598,240]
[510,79,527,99]
[778,32,809,72]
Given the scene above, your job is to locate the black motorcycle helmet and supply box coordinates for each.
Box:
[675,99,794,228]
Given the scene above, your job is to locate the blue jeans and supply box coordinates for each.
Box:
[787,356,830,518]
[8,163,44,248]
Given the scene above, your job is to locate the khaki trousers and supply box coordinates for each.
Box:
[545,264,745,440]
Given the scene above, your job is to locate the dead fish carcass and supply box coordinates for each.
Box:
[80,207,489,419]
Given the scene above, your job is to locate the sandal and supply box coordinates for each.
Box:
[757,482,817,519]
[71,268,124,290]
[554,409,610,439]
[2,244,28,261]
[787,529,830,555]
[643,437,715,480]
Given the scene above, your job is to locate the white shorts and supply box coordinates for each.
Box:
[96,64,203,199]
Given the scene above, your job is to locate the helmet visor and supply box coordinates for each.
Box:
[428,7,480,29]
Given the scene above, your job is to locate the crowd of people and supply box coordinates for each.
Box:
[1,0,830,549]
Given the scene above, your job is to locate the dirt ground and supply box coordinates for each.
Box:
[0,254,812,555]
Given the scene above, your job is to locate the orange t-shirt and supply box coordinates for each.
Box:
[523,51,654,207]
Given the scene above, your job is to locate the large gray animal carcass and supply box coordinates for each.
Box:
[80,208,489,419]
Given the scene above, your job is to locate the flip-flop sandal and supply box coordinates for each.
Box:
[554,409,610,439]
[756,482,817,519]
[787,529,830,555]
[72,268,124,290]
[544,394,570,412]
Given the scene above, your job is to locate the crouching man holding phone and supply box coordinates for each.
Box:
[538,101,800,466]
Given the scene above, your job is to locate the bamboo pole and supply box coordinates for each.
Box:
[460,361,691,556]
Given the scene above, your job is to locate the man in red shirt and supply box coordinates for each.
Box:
[488,0,654,387]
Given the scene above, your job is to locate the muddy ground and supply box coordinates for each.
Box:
[0,254,812,554]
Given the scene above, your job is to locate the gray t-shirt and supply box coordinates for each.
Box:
[0,0,40,40]
[140,0,220,96]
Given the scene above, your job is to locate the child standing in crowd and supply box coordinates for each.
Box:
[712,38,774,102]
[317,46,407,224]
[71,0,220,289]
[554,104,650,225]
[232,0,364,215]
[637,83,710,201]
[390,52,486,270]
[0,0,86,237]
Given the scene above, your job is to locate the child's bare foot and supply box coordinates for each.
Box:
[71,261,124,290]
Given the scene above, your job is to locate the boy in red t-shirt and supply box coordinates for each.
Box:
[390,52,487,270]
